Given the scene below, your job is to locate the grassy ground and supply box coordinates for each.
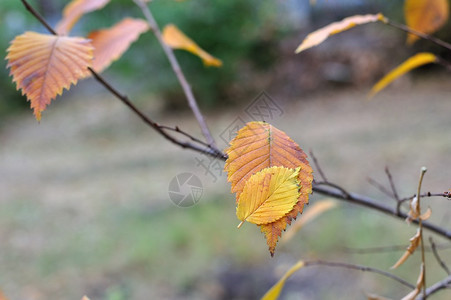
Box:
[1,75,451,299]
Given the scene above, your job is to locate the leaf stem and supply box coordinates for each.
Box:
[237,220,245,229]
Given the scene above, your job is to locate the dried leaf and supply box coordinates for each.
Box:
[366,293,393,300]
[391,229,421,269]
[6,32,93,120]
[88,18,149,73]
[81,297,90,300]
[401,263,424,300]
[408,196,421,222]
[261,260,305,300]
[281,199,337,243]
[162,24,222,67]
[368,52,437,99]
[405,0,449,44]
[225,121,313,255]
[237,167,301,228]
[56,0,111,35]
[295,14,385,53]
[420,207,432,221]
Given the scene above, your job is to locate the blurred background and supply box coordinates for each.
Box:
[1,0,451,299]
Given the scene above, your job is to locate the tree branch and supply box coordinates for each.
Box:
[20,0,451,267]
[429,237,451,276]
[302,260,415,290]
[419,275,451,300]
[382,18,451,51]
[312,184,451,240]
[133,0,218,150]
[20,0,223,159]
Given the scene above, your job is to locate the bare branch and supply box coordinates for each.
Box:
[343,243,451,254]
[367,176,396,199]
[385,167,400,201]
[382,18,451,51]
[429,237,451,276]
[312,184,451,241]
[419,275,451,300]
[302,260,415,290]
[20,0,56,35]
[20,0,223,160]
[309,150,328,182]
[133,0,218,150]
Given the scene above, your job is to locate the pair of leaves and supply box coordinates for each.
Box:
[7,0,221,120]
[224,121,313,256]
[6,0,149,120]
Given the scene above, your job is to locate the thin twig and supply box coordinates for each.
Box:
[343,243,451,254]
[159,125,211,148]
[367,177,395,199]
[21,0,56,35]
[429,237,451,276]
[20,0,222,159]
[315,181,351,198]
[134,0,218,150]
[312,184,451,241]
[400,192,450,203]
[385,167,400,201]
[18,0,451,252]
[302,260,415,290]
[309,150,328,182]
[382,18,451,51]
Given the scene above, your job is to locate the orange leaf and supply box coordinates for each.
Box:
[162,24,222,67]
[405,0,449,44]
[391,229,421,269]
[224,121,313,255]
[88,18,149,73]
[56,0,111,35]
[237,167,301,228]
[6,32,93,120]
[295,14,385,53]
[368,52,437,99]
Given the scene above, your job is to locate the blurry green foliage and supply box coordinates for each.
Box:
[0,0,285,117]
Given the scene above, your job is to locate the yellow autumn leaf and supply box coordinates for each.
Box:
[237,166,301,228]
[56,0,111,35]
[368,52,437,99]
[295,14,385,53]
[225,121,313,256]
[261,260,305,300]
[88,18,149,73]
[391,228,421,269]
[6,32,93,120]
[405,0,449,44]
[281,199,337,243]
[162,24,222,67]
